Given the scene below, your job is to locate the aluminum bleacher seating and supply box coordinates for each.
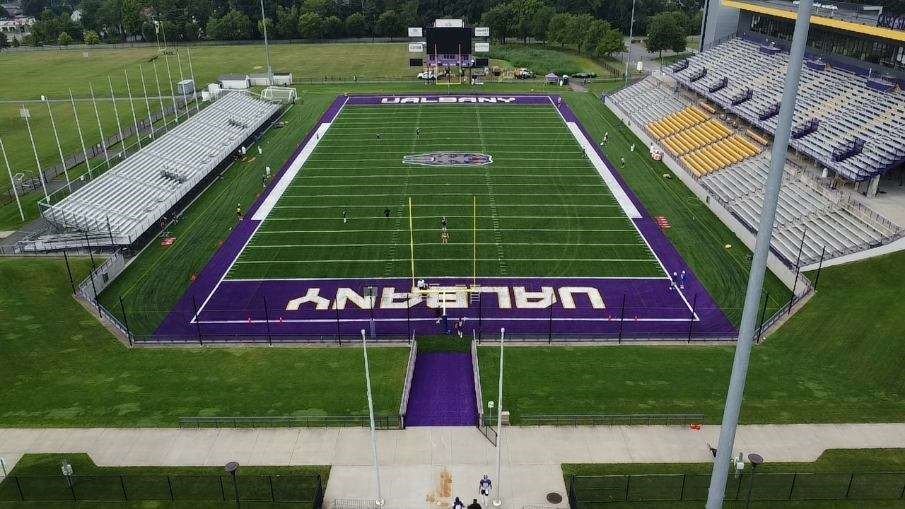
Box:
[607,76,902,266]
[43,92,280,244]
[669,37,905,182]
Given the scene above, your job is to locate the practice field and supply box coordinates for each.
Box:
[155,95,735,341]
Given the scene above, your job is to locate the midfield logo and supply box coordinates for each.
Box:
[380,96,518,104]
[285,286,606,311]
[403,152,493,167]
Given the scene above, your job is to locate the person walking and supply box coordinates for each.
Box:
[453,496,465,509]
[467,498,482,509]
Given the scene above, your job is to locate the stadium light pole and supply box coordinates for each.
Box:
[138,67,156,140]
[107,76,127,160]
[0,137,24,221]
[259,0,274,85]
[20,106,50,202]
[361,329,385,507]
[89,83,112,171]
[705,0,814,507]
[44,97,72,193]
[492,327,505,507]
[69,89,93,179]
[124,70,142,150]
[623,0,636,85]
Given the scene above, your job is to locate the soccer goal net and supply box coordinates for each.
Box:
[260,86,298,104]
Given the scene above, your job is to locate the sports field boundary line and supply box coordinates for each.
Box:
[153,94,737,340]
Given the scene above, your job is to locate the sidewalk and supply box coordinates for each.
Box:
[1,424,904,508]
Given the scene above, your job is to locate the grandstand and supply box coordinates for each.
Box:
[41,92,280,246]
[668,36,905,184]
[607,75,902,265]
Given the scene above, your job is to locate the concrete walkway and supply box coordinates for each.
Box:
[1,424,904,508]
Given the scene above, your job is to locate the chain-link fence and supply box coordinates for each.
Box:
[568,471,905,506]
[0,473,324,506]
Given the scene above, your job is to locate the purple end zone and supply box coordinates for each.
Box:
[155,94,736,342]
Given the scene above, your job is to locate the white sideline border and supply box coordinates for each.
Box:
[565,123,642,219]
[252,121,334,221]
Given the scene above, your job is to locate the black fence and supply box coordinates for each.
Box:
[0,473,324,506]
[522,414,705,426]
[179,414,403,430]
[568,471,905,506]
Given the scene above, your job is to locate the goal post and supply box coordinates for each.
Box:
[260,86,297,104]
[408,195,479,291]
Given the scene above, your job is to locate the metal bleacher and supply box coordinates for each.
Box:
[42,92,280,245]
[669,37,905,182]
[608,76,902,266]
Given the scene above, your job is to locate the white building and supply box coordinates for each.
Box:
[0,16,35,41]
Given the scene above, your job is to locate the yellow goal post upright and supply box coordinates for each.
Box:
[407,195,481,316]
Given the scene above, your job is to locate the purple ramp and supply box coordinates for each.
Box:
[405,352,478,426]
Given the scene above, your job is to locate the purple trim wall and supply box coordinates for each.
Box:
[154,94,736,342]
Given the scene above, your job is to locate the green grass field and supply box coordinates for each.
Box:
[0,257,408,427]
[230,102,661,280]
[0,454,328,509]
[478,249,905,423]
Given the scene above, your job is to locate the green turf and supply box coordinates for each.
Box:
[0,454,328,509]
[564,449,905,508]
[229,102,662,280]
[0,257,408,427]
[478,249,905,423]
[565,92,791,322]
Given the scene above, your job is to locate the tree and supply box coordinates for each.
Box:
[595,26,624,57]
[84,30,101,44]
[344,12,368,37]
[206,10,252,40]
[546,12,571,47]
[257,17,273,38]
[481,3,514,44]
[301,0,331,17]
[297,12,324,39]
[530,4,555,42]
[21,0,49,16]
[566,13,594,52]
[645,11,684,62]
[57,31,73,45]
[0,32,8,51]
[583,19,611,55]
[274,5,299,39]
[374,10,402,37]
[322,15,343,38]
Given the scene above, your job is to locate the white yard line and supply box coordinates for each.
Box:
[234,258,656,264]
[245,242,647,248]
[254,228,639,233]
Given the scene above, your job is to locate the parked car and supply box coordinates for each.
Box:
[514,68,535,79]
[417,71,436,80]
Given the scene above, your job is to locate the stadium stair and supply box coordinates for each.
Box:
[404,351,478,426]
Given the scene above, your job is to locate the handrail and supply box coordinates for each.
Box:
[471,340,485,427]
[398,340,418,427]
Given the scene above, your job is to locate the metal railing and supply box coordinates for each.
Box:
[0,473,324,506]
[522,414,705,426]
[178,415,402,429]
[568,471,905,505]
[398,340,418,428]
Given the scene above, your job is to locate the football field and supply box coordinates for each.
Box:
[155,95,735,341]
[228,102,661,280]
